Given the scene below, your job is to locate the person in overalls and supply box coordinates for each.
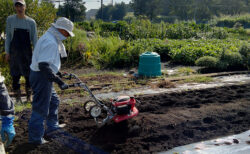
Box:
[29,17,74,144]
[5,0,38,103]
[0,72,16,147]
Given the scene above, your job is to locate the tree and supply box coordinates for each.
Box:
[96,3,128,21]
[26,0,57,35]
[57,0,86,22]
[112,2,127,20]
[96,5,113,21]
[131,0,161,20]
[130,0,250,22]
[217,0,248,15]
[192,0,213,22]
[131,0,147,17]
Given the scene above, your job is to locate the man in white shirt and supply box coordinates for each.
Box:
[29,17,74,145]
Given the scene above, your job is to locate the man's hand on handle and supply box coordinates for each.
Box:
[57,80,69,90]
[59,82,69,90]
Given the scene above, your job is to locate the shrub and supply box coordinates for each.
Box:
[221,50,243,67]
[209,28,228,39]
[214,14,250,28]
[239,44,250,57]
[216,60,229,70]
[224,27,247,34]
[165,23,198,39]
[63,28,88,66]
[76,21,93,31]
[154,42,171,61]
[195,56,218,68]
[100,22,116,32]
[0,53,11,87]
[239,44,250,69]
[114,21,130,39]
[85,36,129,69]
[247,56,250,69]
[217,49,243,70]
[169,46,216,65]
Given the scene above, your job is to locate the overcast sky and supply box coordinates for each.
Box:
[84,0,131,11]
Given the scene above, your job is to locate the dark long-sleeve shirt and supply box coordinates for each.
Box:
[5,14,37,54]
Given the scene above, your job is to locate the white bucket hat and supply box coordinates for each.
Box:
[52,17,75,37]
[14,0,26,6]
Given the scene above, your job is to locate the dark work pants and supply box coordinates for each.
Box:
[28,70,60,144]
[12,75,30,90]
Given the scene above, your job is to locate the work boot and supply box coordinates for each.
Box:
[25,87,32,102]
[14,89,22,104]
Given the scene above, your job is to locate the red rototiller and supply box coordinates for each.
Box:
[62,73,139,125]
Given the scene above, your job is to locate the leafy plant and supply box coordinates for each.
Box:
[238,44,250,69]
[239,44,250,57]
[195,56,219,68]
[208,28,228,39]
[220,49,243,67]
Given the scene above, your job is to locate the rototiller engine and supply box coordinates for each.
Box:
[62,73,139,125]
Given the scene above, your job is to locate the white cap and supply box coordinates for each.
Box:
[52,17,75,37]
[14,0,26,5]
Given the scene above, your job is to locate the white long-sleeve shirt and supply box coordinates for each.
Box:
[30,29,61,74]
[5,15,38,54]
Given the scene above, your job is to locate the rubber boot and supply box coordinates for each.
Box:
[26,87,32,102]
[14,89,22,104]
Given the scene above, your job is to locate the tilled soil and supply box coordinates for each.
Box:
[6,83,250,154]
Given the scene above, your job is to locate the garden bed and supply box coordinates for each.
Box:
[6,82,250,153]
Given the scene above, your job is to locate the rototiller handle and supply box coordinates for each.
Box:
[68,82,82,88]
[61,72,73,80]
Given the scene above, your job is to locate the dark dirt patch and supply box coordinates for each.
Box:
[6,83,250,154]
[151,79,176,89]
[79,74,127,84]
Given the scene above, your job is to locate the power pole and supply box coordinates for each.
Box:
[101,0,103,20]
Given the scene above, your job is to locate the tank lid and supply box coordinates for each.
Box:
[140,51,159,57]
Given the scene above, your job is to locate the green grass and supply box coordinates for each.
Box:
[15,102,32,113]
[79,71,124,77]
[182,76,213,83]
[177,67,197,76]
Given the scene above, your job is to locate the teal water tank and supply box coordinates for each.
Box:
[138,52,161,77]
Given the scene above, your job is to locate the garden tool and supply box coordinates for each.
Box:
[61,73,139,126]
